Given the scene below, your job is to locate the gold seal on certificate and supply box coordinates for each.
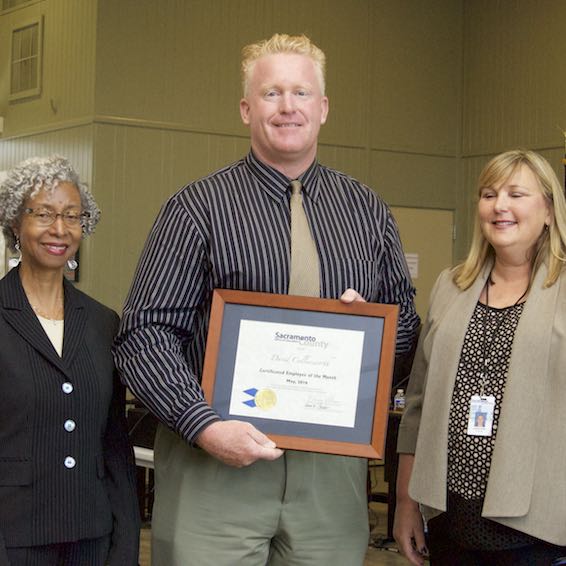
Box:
[255,388,277,410]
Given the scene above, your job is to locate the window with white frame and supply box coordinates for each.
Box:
[10,17,42,100]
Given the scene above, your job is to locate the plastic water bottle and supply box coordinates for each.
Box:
[393,388,406,412]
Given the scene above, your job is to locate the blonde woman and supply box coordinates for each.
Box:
[394,149,566,565]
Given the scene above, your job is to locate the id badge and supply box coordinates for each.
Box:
[467,395,495,436]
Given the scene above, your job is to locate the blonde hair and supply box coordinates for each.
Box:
[241,33,326,96]
[454,149,566,290]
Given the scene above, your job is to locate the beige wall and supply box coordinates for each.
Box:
[457,0,566,260]
[462,0,565,157]
[1,0,565,312]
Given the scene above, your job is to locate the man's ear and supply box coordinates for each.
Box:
[240,98,251,126]
[320,96,329,125]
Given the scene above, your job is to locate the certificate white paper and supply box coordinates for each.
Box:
[229,320,365,428]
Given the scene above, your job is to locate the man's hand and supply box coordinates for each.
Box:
[196,420,284,467]
[340,288,366,304]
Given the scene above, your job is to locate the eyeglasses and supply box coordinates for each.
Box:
[24,207,89,227]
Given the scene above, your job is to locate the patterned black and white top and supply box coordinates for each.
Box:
[445,300,537,550]
[113,151,419,444]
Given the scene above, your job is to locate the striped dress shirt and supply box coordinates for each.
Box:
[113,151,419,443]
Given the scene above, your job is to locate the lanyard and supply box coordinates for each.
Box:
[479,272,528,396]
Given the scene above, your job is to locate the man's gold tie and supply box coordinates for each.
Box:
[288,180,320,297]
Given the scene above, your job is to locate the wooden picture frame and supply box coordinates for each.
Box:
[201,289,399,458]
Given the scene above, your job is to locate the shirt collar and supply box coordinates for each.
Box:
[245,151,321,203]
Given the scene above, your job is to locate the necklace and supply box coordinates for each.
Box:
[26,290,64,322]
[31,303,64,322]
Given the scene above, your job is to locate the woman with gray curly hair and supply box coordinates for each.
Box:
[0,156,139,565]
[0,155,100,253]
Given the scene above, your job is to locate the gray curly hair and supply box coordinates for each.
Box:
[0,155,101,251]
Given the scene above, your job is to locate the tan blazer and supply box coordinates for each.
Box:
[398,263,566,545]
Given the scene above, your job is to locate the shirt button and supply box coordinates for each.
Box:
[62,382,73,394]
[64,456,76,469]
[64,419,76,432]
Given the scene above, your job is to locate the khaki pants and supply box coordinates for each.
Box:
[151,425,369,566]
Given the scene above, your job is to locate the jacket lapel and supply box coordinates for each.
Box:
[0,268,83,380]
[483,264,557,517]
[61,278,87,366]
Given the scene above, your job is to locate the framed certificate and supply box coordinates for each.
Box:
[201,290,399,458]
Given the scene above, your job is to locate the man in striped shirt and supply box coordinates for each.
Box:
[114,33,419,566]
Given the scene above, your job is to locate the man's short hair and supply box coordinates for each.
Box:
[241,33,326,96]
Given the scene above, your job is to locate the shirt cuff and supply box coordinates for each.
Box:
[176,400,222,445]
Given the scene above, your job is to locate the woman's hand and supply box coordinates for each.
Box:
[393,497,427,565]
[393,454,428,565]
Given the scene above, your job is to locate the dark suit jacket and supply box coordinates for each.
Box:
[0,267,139,565]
